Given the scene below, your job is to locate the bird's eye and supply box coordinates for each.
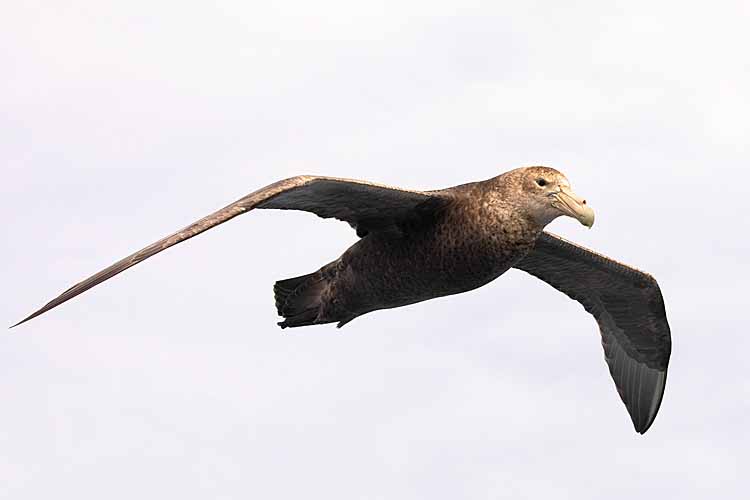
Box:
[536,178,547,187]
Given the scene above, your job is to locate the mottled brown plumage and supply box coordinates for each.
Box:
[276,171,546,328]
[13,166,671,434]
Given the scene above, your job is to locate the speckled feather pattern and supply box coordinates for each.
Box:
[15,168,672,433]
[311,178,544,325]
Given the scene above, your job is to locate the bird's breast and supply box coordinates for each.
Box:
[339,208,538,310]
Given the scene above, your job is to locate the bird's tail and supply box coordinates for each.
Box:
[274,271,328,328]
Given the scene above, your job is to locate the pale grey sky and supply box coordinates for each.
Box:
[2,1,748,498]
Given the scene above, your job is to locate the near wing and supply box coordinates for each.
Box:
[13,175,445,327]
[513,231,672,434]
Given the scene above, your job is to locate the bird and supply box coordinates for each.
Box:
[13,166,671,433]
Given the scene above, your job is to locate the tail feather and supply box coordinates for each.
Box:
[274,272,326,328]
[274,272,316,312]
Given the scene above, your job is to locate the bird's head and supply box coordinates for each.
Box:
[504,166,595,228]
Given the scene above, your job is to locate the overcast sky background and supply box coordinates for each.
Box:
[2,1,748,498]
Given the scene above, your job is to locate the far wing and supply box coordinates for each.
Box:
[13,175,446,327]
[513,231,672,434]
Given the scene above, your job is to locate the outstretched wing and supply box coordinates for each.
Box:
[513,231,671,434]
[13,175,447,327]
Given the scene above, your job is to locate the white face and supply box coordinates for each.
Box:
[520,168,595,228]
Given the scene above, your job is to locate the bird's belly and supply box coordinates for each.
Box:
[335,233,528,314]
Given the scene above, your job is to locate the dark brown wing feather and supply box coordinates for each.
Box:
[13,176,444,327]
[513,231,671,434]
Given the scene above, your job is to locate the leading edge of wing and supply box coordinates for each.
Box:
[11,175,436,328]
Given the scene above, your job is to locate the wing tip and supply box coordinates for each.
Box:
[634,414,658,434]
[631,369,668,434]
[634,419,654,435]
[8,310,42,330]
[8,301,59,330]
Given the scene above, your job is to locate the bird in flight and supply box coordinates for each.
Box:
[14,166,671,433]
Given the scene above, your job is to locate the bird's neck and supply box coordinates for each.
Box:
[447,189,543,245]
